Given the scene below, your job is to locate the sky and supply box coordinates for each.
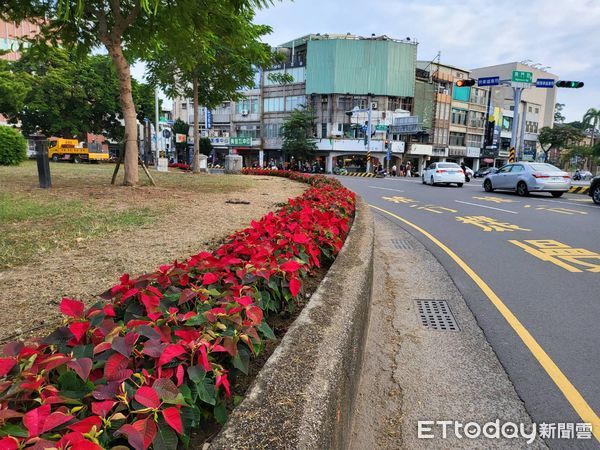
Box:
[251,0,600,122]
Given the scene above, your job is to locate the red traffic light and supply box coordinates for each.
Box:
[456,79,476,87]
[555,80,584,88]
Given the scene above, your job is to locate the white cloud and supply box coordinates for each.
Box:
[255,0,600,120]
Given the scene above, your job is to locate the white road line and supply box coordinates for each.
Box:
[454,200,518,214]
[367,186,405,192]
[535,197,598,210]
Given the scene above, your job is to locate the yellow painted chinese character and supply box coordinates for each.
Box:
[417,205,458,214]
[382,196,417,204]
[456,216,531,232]
[509,240,600,273]
[473,196,516,204]
[534,206,587,215]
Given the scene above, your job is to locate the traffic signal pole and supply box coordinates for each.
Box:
[366,95,373,174]
[510,86,523,161]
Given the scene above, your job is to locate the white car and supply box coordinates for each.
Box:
[422,162,466,187]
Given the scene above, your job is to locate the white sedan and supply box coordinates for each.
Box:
[422,162,466,187]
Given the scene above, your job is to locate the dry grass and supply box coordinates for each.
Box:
[0,161,305,341]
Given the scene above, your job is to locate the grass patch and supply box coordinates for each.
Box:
[0,192,156,269]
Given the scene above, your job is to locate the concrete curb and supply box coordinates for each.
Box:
[340,172,374,177]
[568,185,589,194]
[209,196,374,450]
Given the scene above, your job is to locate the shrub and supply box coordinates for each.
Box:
[0,172,355,449]
[0,126,27,166]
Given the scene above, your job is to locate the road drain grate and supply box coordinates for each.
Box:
[416,300,459,331]
[391,239,413,250]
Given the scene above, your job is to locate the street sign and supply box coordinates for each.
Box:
[535,78,555,88]
[477,76,500,87]
[176,133,186,143]
[375,125,388,131]
[511,70,533,84]
[205,109,213,129]
[162,129,171,139]
[230,137,251,146]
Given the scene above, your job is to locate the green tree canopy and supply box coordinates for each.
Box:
[281,107,317,161]
[0,126,27,166]
[538,125,584,162]
[0,0,276,185]
[0,46,157,141]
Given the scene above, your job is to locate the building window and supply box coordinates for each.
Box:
[449,132,466,146]
[264,66,306,86]
[451,108,468,125]
[534,107,539,114]
[502,116,513,131]
[285,95,306,111]
[466,134,482,148]
[525,121,539,133]
[263,123,283,138]
[470,88,487,106]
[263,97,285,113]
[236,96,259,114]
[181,103,187,110]
[237,127,260,139]
[321,123,327,138]
[468,111,485,128]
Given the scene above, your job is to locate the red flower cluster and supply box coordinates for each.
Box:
[167,162,191,171]
[0,172,355,449]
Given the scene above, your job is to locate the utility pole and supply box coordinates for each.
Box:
[366,94,373,174]
[155,87,160,165]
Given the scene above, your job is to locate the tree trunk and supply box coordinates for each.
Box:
[191,76,201,173]
[106,41,139,186]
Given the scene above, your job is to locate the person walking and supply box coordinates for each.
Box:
[406,161,412,177]
[461,162,470,182]
[391,164,397,177]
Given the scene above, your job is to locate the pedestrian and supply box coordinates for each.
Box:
[461,162,470,182]
[406,161,412,177]
[391,164,397,177]
[400,163,405,177]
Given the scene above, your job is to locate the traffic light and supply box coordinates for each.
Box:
[456,79,476,87]
[555,80,584,88]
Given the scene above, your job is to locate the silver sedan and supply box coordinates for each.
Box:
[483,162,571,197]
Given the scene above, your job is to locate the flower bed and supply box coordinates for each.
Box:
[0,172,355,449]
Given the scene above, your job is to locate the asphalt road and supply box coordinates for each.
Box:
[339,175,600,449]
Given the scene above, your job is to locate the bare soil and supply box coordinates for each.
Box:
[0,165,305,343]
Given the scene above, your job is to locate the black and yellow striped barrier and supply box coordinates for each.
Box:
[568,186,590,194]
[341,172,375,177]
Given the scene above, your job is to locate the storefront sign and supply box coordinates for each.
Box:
[230,137,252,146]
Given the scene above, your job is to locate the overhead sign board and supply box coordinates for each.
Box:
[511,70,533,84]
[535,78,555,88]
[375,124,388,132]
[477,76,500,87]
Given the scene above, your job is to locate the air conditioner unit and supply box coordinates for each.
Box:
[371,102,378,110]
[241,109,249,116]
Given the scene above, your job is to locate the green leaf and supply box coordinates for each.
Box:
[257,321,276,340]
[231,347,250,375]
[58,371,95,398]
[196,379,216,406]
[214,402,228,425]
[0,423,28,438]
[153,419,179,450]
[187,365,206,384]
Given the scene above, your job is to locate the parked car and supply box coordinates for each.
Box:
[573,170,593,181]
[589,175,600,205]
[483,162,571,197]
[474,167,498,178]
[422,162,465,187]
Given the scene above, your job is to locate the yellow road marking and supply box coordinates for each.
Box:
[510,240,600,273]
[370,204,600,441]
[473,196,517,204]
[456,216,531,232]
[382,196,417,204]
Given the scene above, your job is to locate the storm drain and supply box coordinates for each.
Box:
[416,300,459,331]
[391,239,413,250]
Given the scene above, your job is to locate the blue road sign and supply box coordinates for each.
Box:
[535,78,555,88]
[477,76,500,87]
[205,109,213,129]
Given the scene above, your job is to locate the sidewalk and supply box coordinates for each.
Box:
[349,214,547,449]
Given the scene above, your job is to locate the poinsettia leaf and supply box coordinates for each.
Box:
[257,321,276,340]
[2,341,23,357]
[178,289,196,305]
[232,347,250,375]
[67,415,102,433]
[42,411,74,433]
[92,381,121,400]
[42,327,75,346]
[152,378,179,402]
[104,352,129,381]
[66,358,92,381]
[0,437,18,450]
[0,423,28,438]
[58,371,95,399]
[116,424,144,450]
[135,386,161,409]
[111,336,133,357]
[131,417,157,450]
[280,260,301,272]
[60,298,85,318]
[91,400,115,418]
[162,407,183,434]
[136,325,161,340]
[152,420,179,450]
[23,404,50,437]
[289,276,301,297]
[158,345,185,367]
[246,305,263,325]
[0,358,16,377]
